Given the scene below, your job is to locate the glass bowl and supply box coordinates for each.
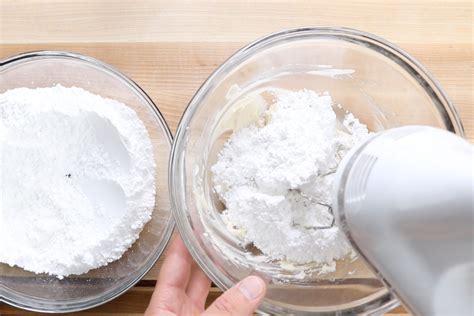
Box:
[0,51,174,312]
[169,28,464,314]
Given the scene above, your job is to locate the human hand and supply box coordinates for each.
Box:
[145,236,266,316]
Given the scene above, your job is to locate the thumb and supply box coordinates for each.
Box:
[203,275,266,316]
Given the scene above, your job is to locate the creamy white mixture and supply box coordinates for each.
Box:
[0,85,155,278]
[211,89,369,269]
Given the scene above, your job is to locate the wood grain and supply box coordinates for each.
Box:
[0,1,471,44]
[1,0,472,314]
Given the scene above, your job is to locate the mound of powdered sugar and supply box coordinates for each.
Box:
[0,85,155,278]
[211,89,369,268]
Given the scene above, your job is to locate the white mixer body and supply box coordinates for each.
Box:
[333,126,473,315]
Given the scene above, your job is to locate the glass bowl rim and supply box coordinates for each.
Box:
[0,50,175,313]
[169,27,464,314]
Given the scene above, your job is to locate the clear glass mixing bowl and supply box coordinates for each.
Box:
[0,51,174,312]
[169,28,464,314]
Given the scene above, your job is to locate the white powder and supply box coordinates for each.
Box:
[0,85,155,278]
[211,89,369,267]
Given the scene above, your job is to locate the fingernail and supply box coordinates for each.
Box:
[238,276,264,300]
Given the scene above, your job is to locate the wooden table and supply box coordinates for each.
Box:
[1,1,472,315]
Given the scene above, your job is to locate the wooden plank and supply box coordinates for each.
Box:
[1,42,472,139]
[0,1,471,44]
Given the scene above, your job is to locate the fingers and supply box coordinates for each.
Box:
[203,276,266,316]
[146,235,193,315]
[146,235,266,316]
[158,235,193,289]
[186,264,212,311]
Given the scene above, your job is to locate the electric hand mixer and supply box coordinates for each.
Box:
[331,125,473,315]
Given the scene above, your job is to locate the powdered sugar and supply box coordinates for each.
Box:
[0,85,155,278]
[211,89,369,267]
